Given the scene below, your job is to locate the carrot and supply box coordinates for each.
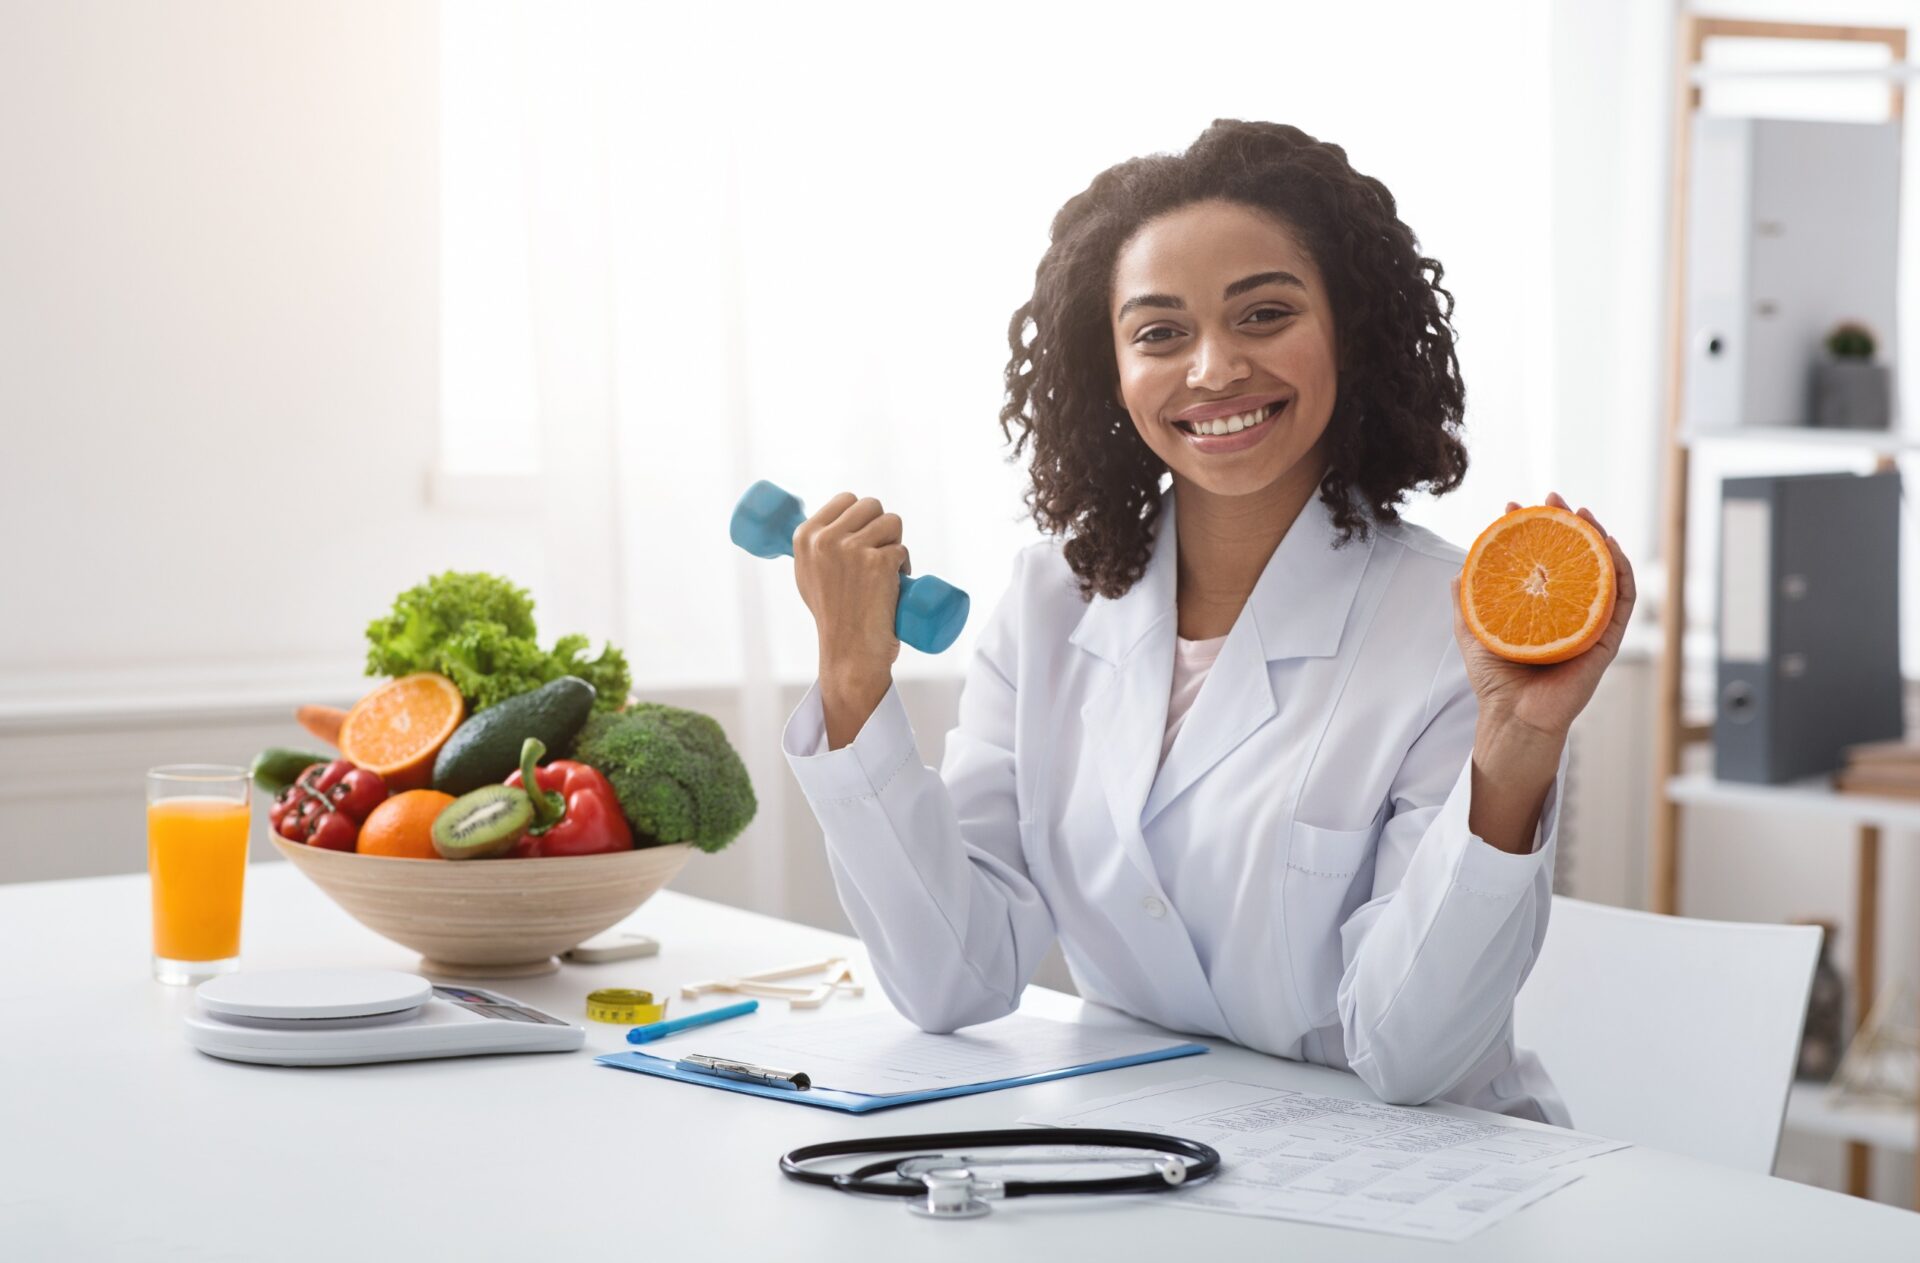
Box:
[297,704,348,748]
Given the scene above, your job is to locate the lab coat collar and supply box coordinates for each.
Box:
[1066,484,1374,668]
[1073,482,1378,840]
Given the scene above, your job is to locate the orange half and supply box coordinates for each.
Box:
[1460,506,1616,665]
[337,673,466,792]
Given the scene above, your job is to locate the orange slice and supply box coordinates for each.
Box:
[1460,506,1616,665]
[337,673,466,793]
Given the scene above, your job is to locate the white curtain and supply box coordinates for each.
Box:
[458,0,1594,917]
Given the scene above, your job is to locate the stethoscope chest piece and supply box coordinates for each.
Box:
[908,1168,993,1220]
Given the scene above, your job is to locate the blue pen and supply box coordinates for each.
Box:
[626,998,759,1044]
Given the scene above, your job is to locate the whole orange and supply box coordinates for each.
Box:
[357,790,457,860]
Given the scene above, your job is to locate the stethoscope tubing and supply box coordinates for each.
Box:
[780,1127,1222,1199]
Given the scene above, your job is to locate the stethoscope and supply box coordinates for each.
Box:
[780,1128,1222,1219]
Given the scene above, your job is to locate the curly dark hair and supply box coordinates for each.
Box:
[997,119,1469,602]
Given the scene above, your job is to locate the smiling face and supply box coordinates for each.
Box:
[1110,199,1339,502]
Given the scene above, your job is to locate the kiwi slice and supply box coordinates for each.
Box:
[432,784,535,860]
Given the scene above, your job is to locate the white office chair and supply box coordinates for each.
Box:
[1511,896,1821,1174]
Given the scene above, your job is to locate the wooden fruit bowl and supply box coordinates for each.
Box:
[270,833,693,978]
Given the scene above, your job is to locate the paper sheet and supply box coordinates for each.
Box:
[641,1010,1199,1096]
[1022,1075,1630,1243]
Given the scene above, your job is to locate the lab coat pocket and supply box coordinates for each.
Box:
[1282,819,1381,1026]
[1284,819,1378,878]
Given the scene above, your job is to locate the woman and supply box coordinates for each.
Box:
[781,119,1634,1126]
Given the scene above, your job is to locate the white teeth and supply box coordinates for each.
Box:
[1186,402,1280,436]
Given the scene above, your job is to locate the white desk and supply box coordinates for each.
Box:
[3,866,1917,1260]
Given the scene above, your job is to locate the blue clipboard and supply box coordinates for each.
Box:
[595,1042,1209,1113]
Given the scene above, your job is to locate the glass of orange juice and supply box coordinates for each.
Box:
[147,764,251,984]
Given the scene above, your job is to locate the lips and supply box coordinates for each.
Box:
[1172,393,1291,425]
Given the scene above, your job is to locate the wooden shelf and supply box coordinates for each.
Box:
[1667,773,1920,832]
[1656,15,1918,1208]
[1786,1081,1918,1152]
[1692,64,1920,86]
[1679,426,1920,456]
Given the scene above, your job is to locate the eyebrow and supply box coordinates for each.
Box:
[1115,270,1307,324]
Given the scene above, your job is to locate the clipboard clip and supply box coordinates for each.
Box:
[675,1052,812,1090]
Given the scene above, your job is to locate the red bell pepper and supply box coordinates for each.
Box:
[504,738,633,858]
[270,759,389,851]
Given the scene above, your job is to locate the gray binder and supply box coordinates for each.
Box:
[1715,470,1903,784]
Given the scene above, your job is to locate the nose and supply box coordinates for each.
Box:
[1185,328,1251,393]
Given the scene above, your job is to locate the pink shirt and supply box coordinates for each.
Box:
[1160,631,1229,769]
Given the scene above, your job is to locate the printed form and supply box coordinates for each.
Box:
[1024,1075,1630,1243]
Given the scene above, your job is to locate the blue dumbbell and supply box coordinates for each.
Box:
[730,480,970,654]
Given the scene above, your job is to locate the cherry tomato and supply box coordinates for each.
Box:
[270,758,388,849]
[306,810,359,851]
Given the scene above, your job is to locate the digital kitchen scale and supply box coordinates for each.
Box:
[184,968,585,1066]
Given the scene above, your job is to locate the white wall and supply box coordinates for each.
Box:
[0,0,547,723]
[1546,0,1673,566]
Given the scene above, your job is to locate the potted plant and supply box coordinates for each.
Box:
[1812,320,1892,430]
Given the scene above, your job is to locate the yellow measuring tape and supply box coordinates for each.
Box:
[585,988,668,1025]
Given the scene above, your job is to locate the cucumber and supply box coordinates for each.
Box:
[250,748,333,797]
[432,676,598,795]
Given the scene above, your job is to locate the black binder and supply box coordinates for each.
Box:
[1715,470,1903,784]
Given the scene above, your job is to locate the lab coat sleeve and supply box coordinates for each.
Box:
[1333,633,1568,1106]
[780,548,1055,1033]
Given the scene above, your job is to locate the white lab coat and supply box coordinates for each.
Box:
[781,484,1573,1126]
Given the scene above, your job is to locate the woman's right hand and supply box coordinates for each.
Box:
[792,492,912,683]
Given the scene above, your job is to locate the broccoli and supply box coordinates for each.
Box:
[570,704,757,853]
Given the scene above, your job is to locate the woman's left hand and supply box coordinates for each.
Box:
[1448,492,1637,745]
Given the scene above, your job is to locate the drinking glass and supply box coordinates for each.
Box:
[147,764,251,984]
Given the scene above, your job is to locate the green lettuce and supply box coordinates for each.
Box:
[365,571,630,713]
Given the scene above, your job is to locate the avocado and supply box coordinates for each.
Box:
[432,676,598,796]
